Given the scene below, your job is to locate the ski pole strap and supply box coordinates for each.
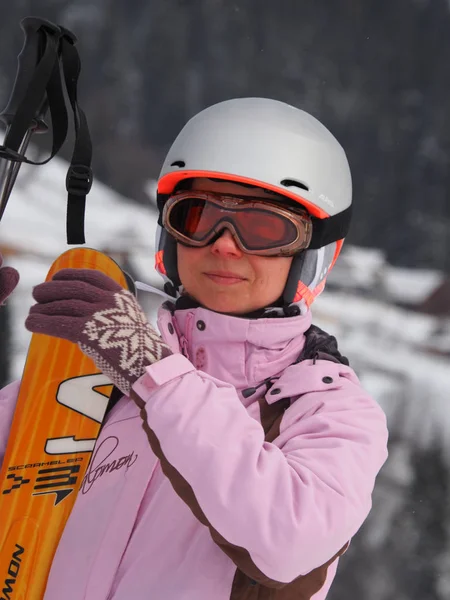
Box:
[60,29,92,245]
[0,17,92,244]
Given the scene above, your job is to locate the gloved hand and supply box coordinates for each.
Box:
[0,252,19,305]
[25,268,172,396]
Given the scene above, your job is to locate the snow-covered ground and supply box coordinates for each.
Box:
[2,155,450,457]
[327,244,446,306]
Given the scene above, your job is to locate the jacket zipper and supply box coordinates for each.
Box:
[172,312,193,360]
[181,312,194,360]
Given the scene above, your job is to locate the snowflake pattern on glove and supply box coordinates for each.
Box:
[79,289,172,395]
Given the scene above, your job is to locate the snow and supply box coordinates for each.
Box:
[383,265,444,305]
[327,244,445,305]
[327,245,385,290]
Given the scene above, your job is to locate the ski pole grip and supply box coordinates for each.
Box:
[0,17,62,131]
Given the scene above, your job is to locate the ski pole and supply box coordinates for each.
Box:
[0,16,92,245]
[0,17,58,220]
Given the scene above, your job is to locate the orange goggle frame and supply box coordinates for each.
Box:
[162,191,313,257]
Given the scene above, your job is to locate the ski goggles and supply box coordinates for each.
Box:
[162,191,313,256]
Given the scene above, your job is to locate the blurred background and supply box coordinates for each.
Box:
[0,1,449,598]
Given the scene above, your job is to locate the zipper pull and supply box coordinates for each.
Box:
[171,312,192,360]
[180,335,190,359]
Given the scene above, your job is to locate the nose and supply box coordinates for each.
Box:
[210,229,243,258]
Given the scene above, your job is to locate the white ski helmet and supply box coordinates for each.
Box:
[155,97,352,308]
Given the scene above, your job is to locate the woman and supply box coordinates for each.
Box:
[0,98,388,599]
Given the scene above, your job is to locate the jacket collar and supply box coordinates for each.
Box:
[157,300,312,403]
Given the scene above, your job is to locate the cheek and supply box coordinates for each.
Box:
[252,257,293,289]
[177,244,187,274]
[177,245,206,287]
[177,245,194,281]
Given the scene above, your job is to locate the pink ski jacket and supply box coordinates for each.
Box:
[0,302,388,600]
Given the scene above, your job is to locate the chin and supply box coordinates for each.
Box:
[199,296,249,315]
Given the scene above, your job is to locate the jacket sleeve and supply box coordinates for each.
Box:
[131,353,388,586]
[0,380,21,467]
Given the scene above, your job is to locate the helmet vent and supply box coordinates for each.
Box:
[171,160,186,168]
[280,179,309,192]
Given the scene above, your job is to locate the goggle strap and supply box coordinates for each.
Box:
[309,205,352,248]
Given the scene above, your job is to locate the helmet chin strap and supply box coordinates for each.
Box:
[135,281,176,301]
[282,251,307,304]
[133,287,305,320]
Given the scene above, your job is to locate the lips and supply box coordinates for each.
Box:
[204,271,247,285]
[205,271,246,279]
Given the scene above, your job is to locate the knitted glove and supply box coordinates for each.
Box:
[25,268,172,396]
[0,253,19,305]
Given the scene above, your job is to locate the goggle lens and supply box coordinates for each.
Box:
[169,198,298,250]
[164,192,312,255]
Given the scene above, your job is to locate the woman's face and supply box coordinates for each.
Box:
[176,179,293,315]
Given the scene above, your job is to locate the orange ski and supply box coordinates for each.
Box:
[0,247,130,600]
